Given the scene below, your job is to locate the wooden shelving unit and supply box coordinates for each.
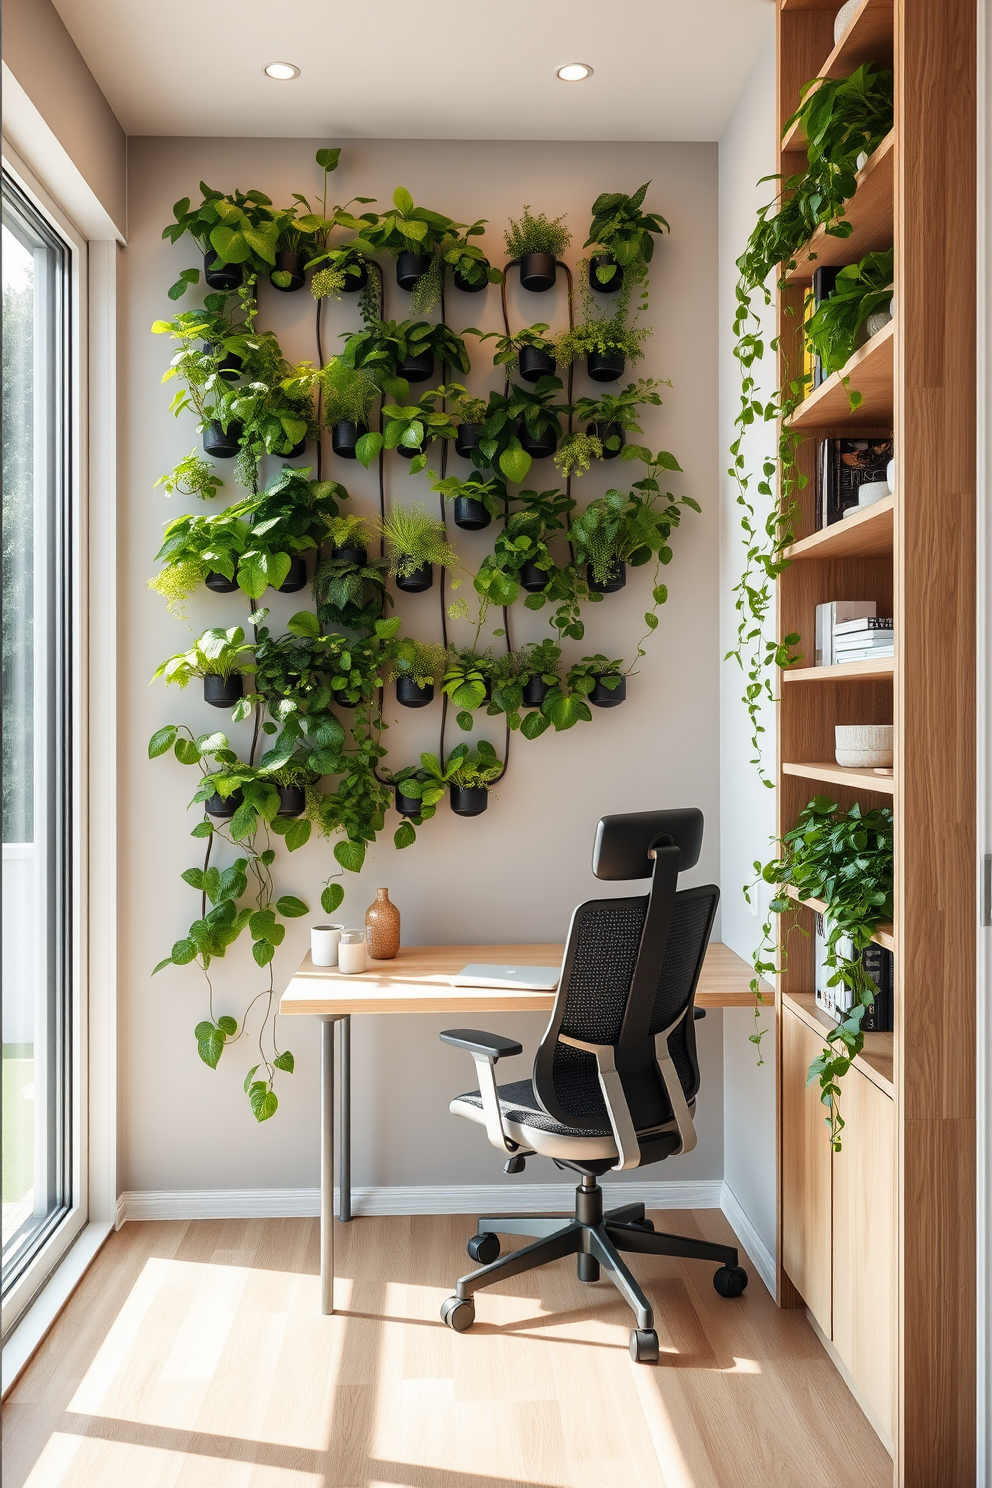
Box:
[773,2,976,1482]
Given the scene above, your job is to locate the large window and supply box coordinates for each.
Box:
[2,174,74,1303]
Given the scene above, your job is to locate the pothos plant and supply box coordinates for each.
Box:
[747,798,894,1149]
[727,63,893,784]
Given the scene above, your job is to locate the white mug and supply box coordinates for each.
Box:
[311,925,343,967]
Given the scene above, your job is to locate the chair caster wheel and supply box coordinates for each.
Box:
[629,1218,655,1233]
[467,1232,500,1265]
[629,1328,659,1364]
[441,1296,476,1332]
[713,1265,748,1298]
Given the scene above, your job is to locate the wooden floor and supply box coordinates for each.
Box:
[2,1210,891,1488]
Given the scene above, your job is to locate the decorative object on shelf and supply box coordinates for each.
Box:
[814,600,876,666]
[504,206,571,291]
[834,723,894,768]
[842,478,889,517]
[886,457,895,492]
[833,0,861,44]
[311,925,343,967]
[864,298,894,339]
[748,796,894,1146]
[365,888,400,960]
[337,928,368,974]
[817,436,893,527]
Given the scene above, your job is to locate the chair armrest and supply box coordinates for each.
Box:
[440,1028,523,1154]
[557,1035,640,1171]
[439,1029,523,1059]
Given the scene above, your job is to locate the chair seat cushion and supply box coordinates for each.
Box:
[454,1078,612,1139]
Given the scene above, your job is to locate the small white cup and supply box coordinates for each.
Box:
[337,928,368,975]
[311,924,343,967]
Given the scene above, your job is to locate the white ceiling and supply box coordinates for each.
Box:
[52,0,774,141]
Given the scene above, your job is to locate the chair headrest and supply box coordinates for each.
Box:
[592,808,704,881]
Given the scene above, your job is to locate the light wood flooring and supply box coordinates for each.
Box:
[3,1210,891,1488]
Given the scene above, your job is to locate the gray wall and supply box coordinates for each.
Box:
[121,136,724,1196]
[717,29,779,1257]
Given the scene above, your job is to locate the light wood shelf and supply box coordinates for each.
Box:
[786,133,894,283]
[783,654,894,682]
[787,320,894,430]
[784,494,893,560]
[783,760,894,793]
[783,991,894,1096]
[781,2,895,149]
[783,886,896,953]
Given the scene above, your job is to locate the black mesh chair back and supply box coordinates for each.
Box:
[531,810,719,1166]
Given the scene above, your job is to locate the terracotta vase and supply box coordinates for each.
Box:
[365,887,400,960]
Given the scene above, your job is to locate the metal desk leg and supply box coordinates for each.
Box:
[339,1015,352,1222]
[320,1016,335,1315]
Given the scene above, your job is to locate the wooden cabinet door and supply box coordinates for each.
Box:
[832,1063,896,1442]
[782,1006,833,1333]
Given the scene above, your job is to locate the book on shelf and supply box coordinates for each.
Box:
[815,600,876,666]
[816,436,894,528]
[814,914,894,1031]
[834,633,895,651]
[836,647,894,663]
[804,266,840,391]
[835,616,893,635]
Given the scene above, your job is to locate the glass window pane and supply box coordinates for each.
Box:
[2,177,72,1296]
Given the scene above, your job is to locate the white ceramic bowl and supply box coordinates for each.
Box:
[834,0,861,44]
[858,480,890,508]
[835,724,893,768]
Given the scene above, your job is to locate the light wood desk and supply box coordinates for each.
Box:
[279,940,758,1313]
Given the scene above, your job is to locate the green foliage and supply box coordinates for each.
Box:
[419,740,503,792]
[356,388,460,473]
[153,625,256,688]
[378,503,460,578]
[437,220,502,296]
[584,182,670,281]
[318,357,379,427]
[728,63,893,784]
[341,317,471,389]
[803,248,893,387]
[473,322,555,370]
[749,799,894,1149]
[390,638,448,688]
[567,378,669,436]
[162,183,281,296]
[556,316,649,368]
[554,431,603,479]
[430,470,506,521]
[155,449,223,501]
[504,206,571,260]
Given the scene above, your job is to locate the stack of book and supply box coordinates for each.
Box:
[815,600,875,665]
[834,616,893,664]
[814,914,894,1032]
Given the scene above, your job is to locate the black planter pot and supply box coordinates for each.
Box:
[588,253,622,294]
[518,344,557,383]
[331,421,367,459]
[396,250,432,290]
[201,342,243,382]
[449,784,489,817]
[203,250,241,291]
[587,560,626,594]
[455,423,483,459]
[396,785,422,818]
[341,262,369,293]
[270,250,306,293]
[205,570,238,594]
[521,676,549,707]
[203,420,242,458]
[206,788,243,818]
[520,426,558,460]
[276,784,306,817]
[519,252,557,292]
[284,436,308,459]
[453,260,490,292]
[396,442,423,460]
[334,545,368,567]
[276,555,308,593]
[519,561,549,593]
[203,672,243,708]
[589,420,625,459]
[590,675,627,708]
[396,563,433,593]
[587,349,626,383]
[333,693,361,708]
[452,496,491,531]
[396,676,434,708]
[397,351,435,384]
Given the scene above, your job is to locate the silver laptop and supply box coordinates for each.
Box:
[452,963,561,991]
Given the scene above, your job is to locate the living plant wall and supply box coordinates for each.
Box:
[149,150,697,1120]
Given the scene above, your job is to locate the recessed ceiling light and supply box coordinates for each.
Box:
[556,63,593,82]
[264,61,300,81]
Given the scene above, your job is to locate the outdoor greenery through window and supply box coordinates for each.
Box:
[2,173,73,1303]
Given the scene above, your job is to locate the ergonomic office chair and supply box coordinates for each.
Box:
[439,808,747,1363]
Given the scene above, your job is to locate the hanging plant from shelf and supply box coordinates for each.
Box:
[802,247,893,387]
[748,796,894,1149]
[727,63,894,787]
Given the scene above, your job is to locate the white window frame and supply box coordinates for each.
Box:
[1,139,118,1382]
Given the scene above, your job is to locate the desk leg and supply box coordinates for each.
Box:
[320,1016,335,1315]
[339,1015,352,1222]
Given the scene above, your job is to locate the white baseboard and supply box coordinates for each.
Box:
[720,1181,776,1296]
[117,1180,724,1225]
